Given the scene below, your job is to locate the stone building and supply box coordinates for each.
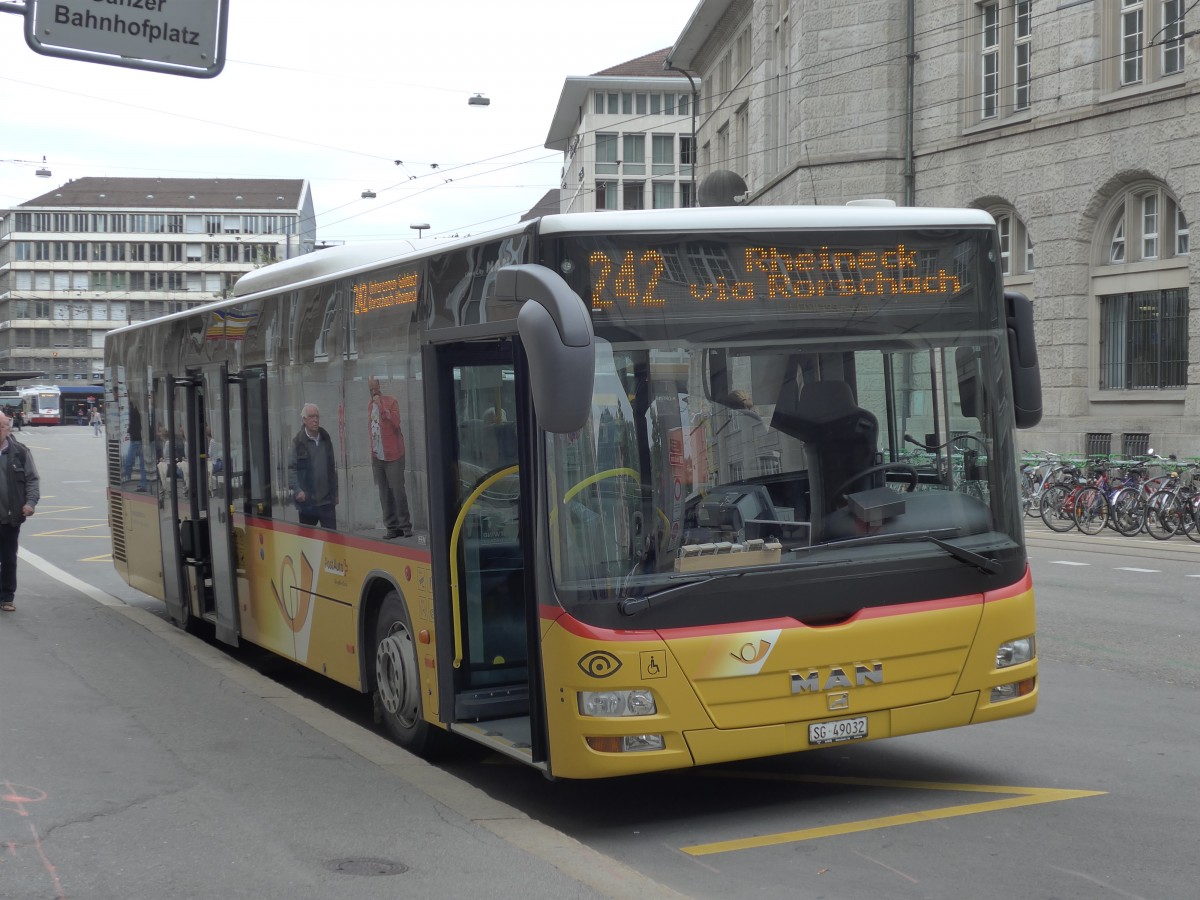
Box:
[667,0,1198,457]
[0,177,314,383]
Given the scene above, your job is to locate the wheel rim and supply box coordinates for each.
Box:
[376,624,420,728]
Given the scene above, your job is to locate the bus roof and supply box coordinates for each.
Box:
[534,204,997,235]
[232,224,529,300]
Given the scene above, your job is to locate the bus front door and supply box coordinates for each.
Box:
[430,342,541,756]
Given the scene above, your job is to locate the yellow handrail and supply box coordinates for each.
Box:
[449,465,519,669]
[562,467,641,503]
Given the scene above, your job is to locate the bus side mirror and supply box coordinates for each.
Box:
[496,264,595,434]
[1005,290,1042,429]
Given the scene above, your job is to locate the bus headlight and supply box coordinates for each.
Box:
[578,688,657,717]
[995,635,1035,669]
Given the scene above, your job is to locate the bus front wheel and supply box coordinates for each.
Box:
[374,590,438,755]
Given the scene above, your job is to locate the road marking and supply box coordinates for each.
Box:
[680,774,1105,856]
[17,548,126,607]
[1113,567,1160,573]
[1050,560,1089,566]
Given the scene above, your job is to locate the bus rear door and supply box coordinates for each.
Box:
[164,368,240,645]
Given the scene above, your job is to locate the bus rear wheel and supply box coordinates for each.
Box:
[374,591,438,755]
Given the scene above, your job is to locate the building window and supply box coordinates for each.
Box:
[1110,0,1185,90]
[971,1,1032,125]
[1099,290,1187,389]
[1094,182,1189,392]
[623,182,645,210]
[623,134,645,176]
[991,208,1035,277]
[652,182,675,209]
[735,103,749,176]
[595,133,618,175]
[595,181,618,210]
[1103,186,1187,265]
[680,135,694,170]
[652,135,675,176]
[1163,0,1186,74]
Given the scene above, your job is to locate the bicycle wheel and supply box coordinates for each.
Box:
[1039,484,1076,532]
[1145,490,1184,540]
[1021,470,1039,517]
[1072,487,1108,535]
[1189,499,1200,543]
[1107,487,1146,536]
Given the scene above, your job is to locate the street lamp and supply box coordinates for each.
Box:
[468,93,490,107]
[662,59,699,208]
[1,156,51,178]
[410,223,430,239]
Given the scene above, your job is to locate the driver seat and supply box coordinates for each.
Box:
[777,380,879,541]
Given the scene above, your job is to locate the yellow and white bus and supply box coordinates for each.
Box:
[105,204,1042,779]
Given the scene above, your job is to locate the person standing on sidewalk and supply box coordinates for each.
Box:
[0,412,39,612]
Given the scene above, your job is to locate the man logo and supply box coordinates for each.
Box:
[791,662,884,694]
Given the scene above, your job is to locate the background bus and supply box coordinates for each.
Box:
[58,384,104,425]
[19,384,61,426]
[105,204,1042,779]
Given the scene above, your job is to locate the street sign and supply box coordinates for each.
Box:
[20,0,228,78]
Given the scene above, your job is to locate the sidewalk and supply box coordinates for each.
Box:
[1,551,687,900]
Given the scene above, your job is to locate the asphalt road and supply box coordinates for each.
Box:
[11,423,1200,899]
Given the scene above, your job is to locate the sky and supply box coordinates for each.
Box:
[0,0,700,243]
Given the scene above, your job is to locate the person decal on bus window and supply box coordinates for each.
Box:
[123,401,148,492]
[288,403,338,529]
[0,412,39,613]
[368,376,411,539]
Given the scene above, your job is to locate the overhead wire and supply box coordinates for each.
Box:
[2,2,1190,237]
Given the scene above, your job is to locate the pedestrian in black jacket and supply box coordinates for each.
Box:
[0,412,40,612]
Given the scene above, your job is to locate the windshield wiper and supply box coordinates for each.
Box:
[617,557,853,616]
[826,528,1000,575]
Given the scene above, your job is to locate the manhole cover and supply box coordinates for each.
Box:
[324,857,408,876]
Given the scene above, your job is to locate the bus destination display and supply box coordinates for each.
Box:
[582,240,969,313]
[353,269,419,315]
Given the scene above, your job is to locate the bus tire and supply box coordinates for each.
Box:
[374,590,438,755]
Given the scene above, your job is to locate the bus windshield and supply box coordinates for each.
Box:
[545,227,1023,611]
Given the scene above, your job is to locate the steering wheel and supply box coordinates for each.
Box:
[832,463,919,497]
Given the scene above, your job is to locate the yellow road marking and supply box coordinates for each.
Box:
[80,553,113,562]
[681,774,1106,856]
[30,524,110,537]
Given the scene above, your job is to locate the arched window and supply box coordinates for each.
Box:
[1093,182,1190,391]
[988,206,1035,279]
